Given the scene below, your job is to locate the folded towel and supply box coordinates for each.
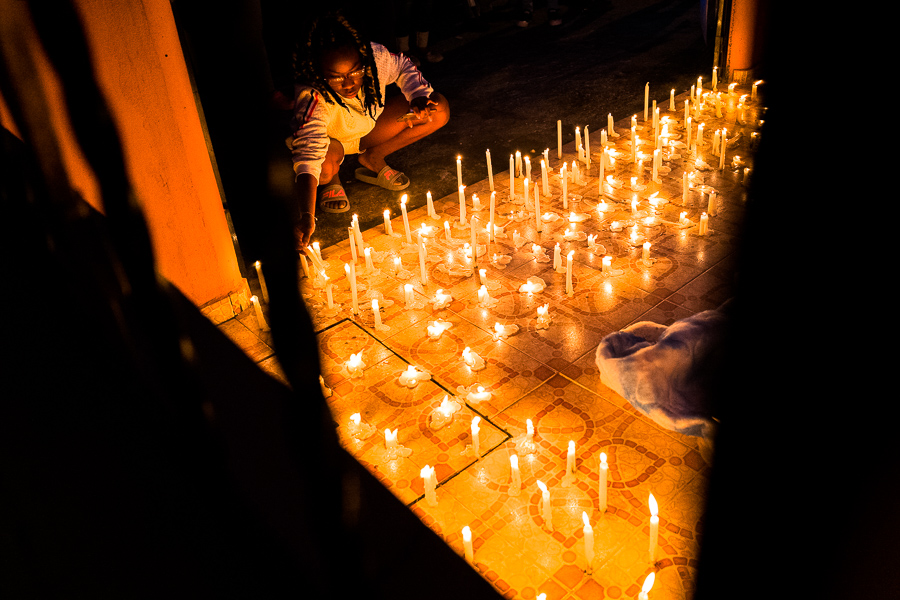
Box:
[595,302,730,439]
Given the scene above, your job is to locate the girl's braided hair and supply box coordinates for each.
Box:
[293,11,383,118]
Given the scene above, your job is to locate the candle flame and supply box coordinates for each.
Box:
[649,493,658,517]
[582,511,590,527]
[510,454,518,468]
[642,572,656,594]
[537,480,548,493]
[568,440,575,453]
[401,194,407,205]
[350,413,361,425]
[477,386,485,393]
[462,525,471,541]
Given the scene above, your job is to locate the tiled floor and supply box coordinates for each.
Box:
[219,88,756,599]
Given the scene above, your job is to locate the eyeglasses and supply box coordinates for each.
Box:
[325,69,365,86]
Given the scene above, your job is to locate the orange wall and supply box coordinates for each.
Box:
[0,0,244,308]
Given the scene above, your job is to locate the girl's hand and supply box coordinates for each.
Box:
[410,95,439,121]
[295,212,316,254]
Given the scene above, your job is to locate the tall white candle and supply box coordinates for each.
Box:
[470,216,478,269]
[509,154,515,199]
[598,452,608,512]
[719,128,727,170]
[526,419,534,444]
[541,159,549,196]
[372,298,382,328]
[699,212,709,235]
[325,282,334,309]
[422,465,438,506]
[364,247,375,273]
[642,241,651,262]
[486,149,494,191]
[348,227,358,263]
[417,233,428,284]
[515,150,522,178]
[383,209,394,235]
[566,440,576,476]
[584,125,590,168]
[456,155,463,189]
[444,220,452,241]
[649,493,659,562]
[471,416,481,456]
[300,254,310,279]
[582,511,595,569]
[462,526,474,563]
[524,156,531,182]
[509,454,521,495]
[707,190,717,216]
[352,215,365,256]
[712,65,718,89]
[557,119,562,159]
[404,283,414,308]
[401,195,412,244]
[489,192,496,240]
[561,165,568,208]
[426,190,437,218]
[670,88,675,110]
[458,185,467,225]
[537,480,552,530]
[553,243,561,271]
[345,263,359,315]
[644,82,649,121]
[251,295,269,331]
[565,251,574,296]
[253,261,269,303]
[607,113,614,135]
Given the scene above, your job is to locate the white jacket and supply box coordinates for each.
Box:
[289,42,434,182]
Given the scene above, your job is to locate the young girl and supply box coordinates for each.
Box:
[289,12,449,250]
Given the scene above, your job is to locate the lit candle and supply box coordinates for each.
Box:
[584,125,590,168]
[253,261,269,303]
[557,119,562,159]
[456,155,463,189]
[383,209,393,236]
[523,177,529,208]
[670,88,675,110]
[649,492,659,562]
[602,255,611,273]
[639,572,656,600]
[566,440,576,477]
[509,154,515,199]
[553,243,561,271]
[644,82,649,121]
[250,295,269,331]
[486,149,494,191]
[598,452,608,512]
[364,246,375,273]
[561,164,568,208]
[471,416,481,456]
[421,465,438,506]
[470,215,478,269]
[607,112,614,135]
[426,190,437,219]
[417,233,428,285]
[707,190,717,216]
[712,65,718,89]
[719,127,727,170]
[404,283,414,308]
[347,227,358,263]
[642,241,651,262]
[582,511,595,570]
[371,298,382,329]
[384,427,398,450]
[462,526,474,563]
[509,454,521,496]
[565,251,574,296]
[344,263,359,315]
[479,268,488,286]
[458,185,467,225]
[325,282,334,309]
[351,215,365,256]
[444,220,452,241]
[524,155,531,182]
[541,158,549,196]
[346,351,364,377]
[699,212,709,235]
[526,419,534,444]
[401,195,412,244]
[682,172,689,202]
[537,480,552,530]
[751,79,762,101]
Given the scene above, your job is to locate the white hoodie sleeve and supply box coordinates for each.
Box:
[371,42,434,103]
[289,87,330,182]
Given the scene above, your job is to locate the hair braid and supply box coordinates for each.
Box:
[293,11,383,118]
